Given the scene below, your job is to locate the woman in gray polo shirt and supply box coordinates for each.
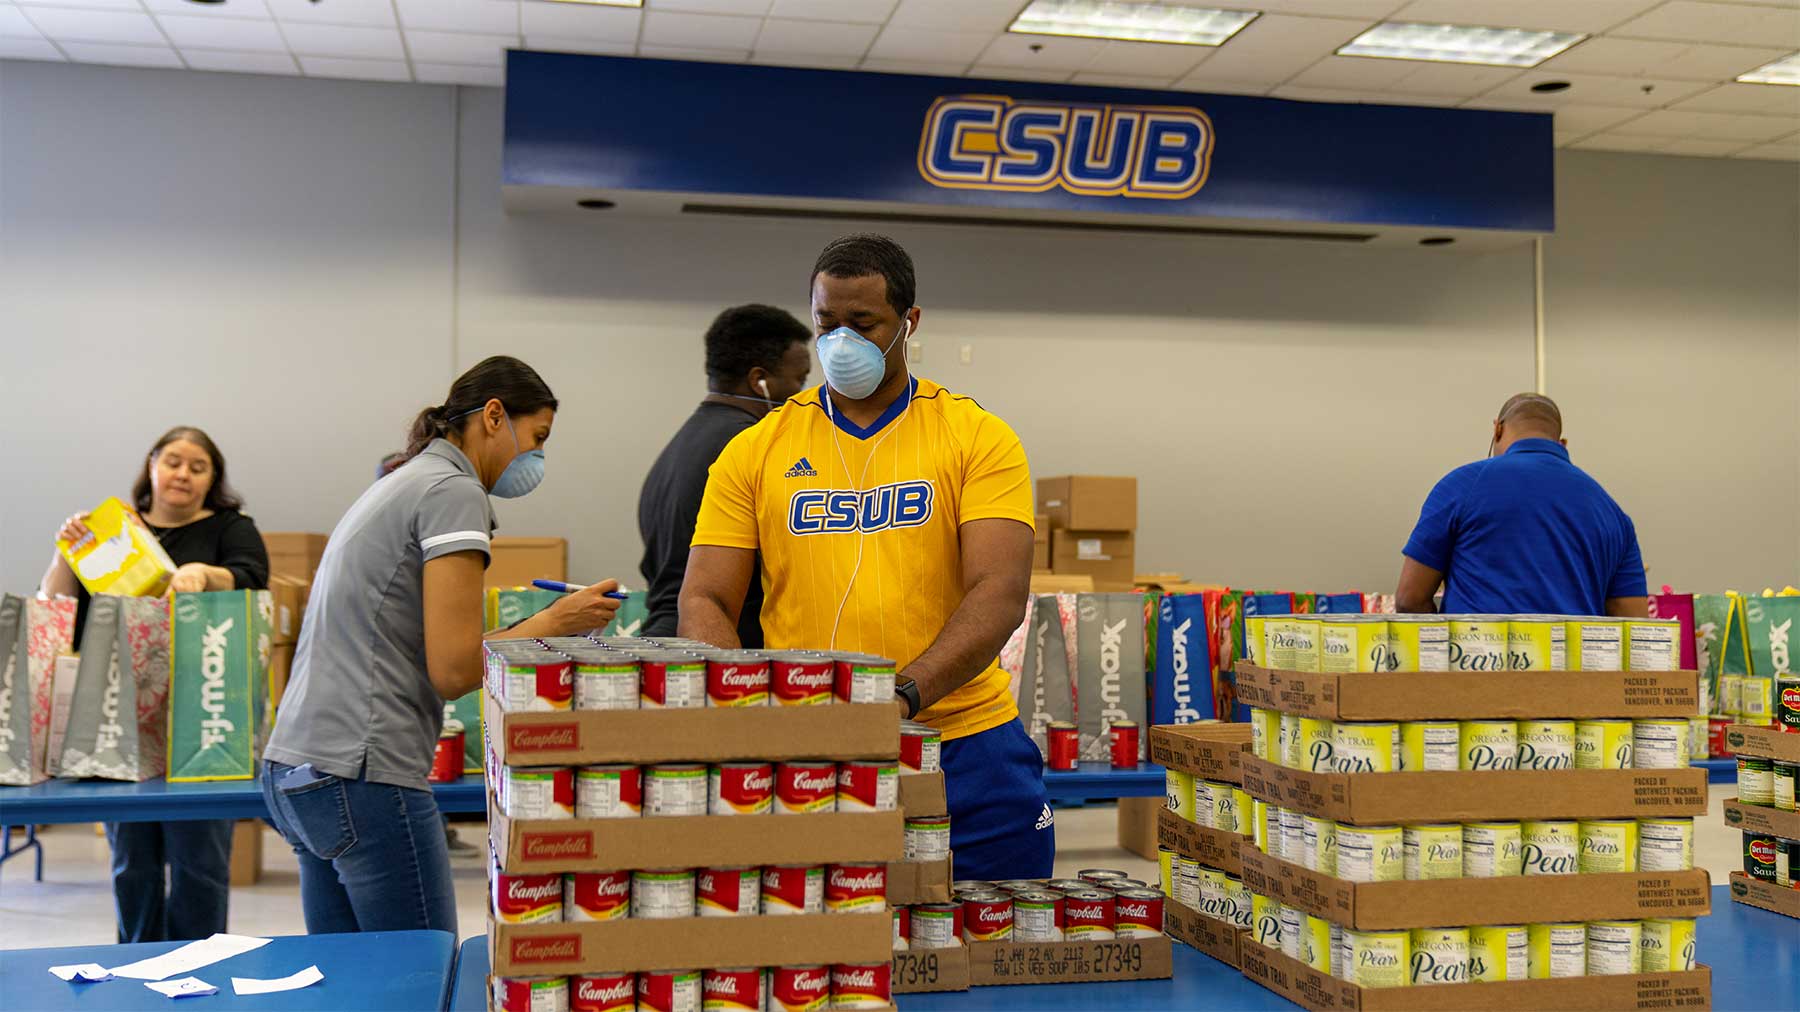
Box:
[263,356,621,933]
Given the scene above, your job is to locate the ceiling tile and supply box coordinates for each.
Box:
[1553,130,1583,146]
[1082,40,1211,78]
[1392,0,1658,34]
[641,11,760,50]
[520,2,637,40]
[1286,54,1420,89]
[59,40,184,67]
[13,0,143,10]
[1462,98,1647,135]
[1480,70,1714,108]
[1569,132,1672,152]
[1070,71,1178,89]
[299,54,411,80]
[181,47,298,73]
[1544,37,1788,81]
[636,44,753,62]
[858,57,967,76]
[522,34,634,56]
[866,25,990,63]
[0,35,62,59]
[267,0,396,28]
[142,0,272,17]
[1388,61,1522,96]
[976,33,1109,71]
[888,0,1022,34]
[22,7,165,46]
[404,29,516,66]
[754,17,877,56]
[1174,14,1370,87]
[1609,1,1800,48]
[1172,77,1272,96]
[1247,0,1407,16]
[1657,137,1754,156]
[770,0,896,23]
[1731,136,1800,160]
[1621,108,1797,141]
[156,14,286,52]
[395,0,518,35]
[654,0,770,14]
[1271,84,1464,107]
[749,51,858,68]
[1671,82,1800,117]
[282,22,405,59]
[0,5,43,37]
[967,63,1074,83]
[415,60,505,85]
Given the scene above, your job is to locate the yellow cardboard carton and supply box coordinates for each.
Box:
[57,497,176,597]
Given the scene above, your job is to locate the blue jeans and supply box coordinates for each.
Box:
[941,719,1056,881]
[105,819,232,943]
[261,760,456,934]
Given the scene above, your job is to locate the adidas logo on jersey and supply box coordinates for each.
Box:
[1035,803,1055,831]
[784,457,818,478]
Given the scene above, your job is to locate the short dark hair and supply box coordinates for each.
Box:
[404,355,559,462]
[811,234,916,319]
[704,304,811,386]
[133,427,244,514]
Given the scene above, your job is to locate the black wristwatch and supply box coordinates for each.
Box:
[895,676,921,720]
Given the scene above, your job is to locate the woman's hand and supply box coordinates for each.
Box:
[57,513,92,548]
[168,562,212,595]
[545,579,624,636]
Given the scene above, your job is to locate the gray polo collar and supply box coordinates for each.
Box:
[423,438,482,481]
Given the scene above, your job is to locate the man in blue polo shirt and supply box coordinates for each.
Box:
[1396,393,1648,617]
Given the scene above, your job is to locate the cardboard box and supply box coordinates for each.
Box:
[888,856,952,905]
[487,536,567,591]
[1050,529,1135,587]
[490,806,903,874]
[893,946,971,994]
[965,936,1172,985]
[1030,573,1094,594]
[1150,723,1251,784]
[1164,898,1244,967]
[1037,476,1137,532]
[1239,755,1708,824]
[1726,723,1800,763]
[1728,870,1800,918]
[1723,797,1800,839]
[1239,936,1712,1011]
[899,772,947,818]
[1234,663,1701,720]
[484,695,899,767]
[267,575,310,646]
[262,532,327,581]
[267,643,295,711]
[490,913,889,976]
[1157,807,1247,875]
[58,496,175,597]
[1238,847,1711,930]
[1119,797,1163,861]
[228,819,263,887]
[1033,514,1050,571]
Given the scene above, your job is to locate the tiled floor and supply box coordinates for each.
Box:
[0,788,1744,951]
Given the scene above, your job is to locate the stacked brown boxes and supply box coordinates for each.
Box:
[1151,723,1255,968]
[486,536,568,590]
[1721,723,1799,917]
[1232,658,1715,1010]
[261,531,327,581]
[1036,476,1136,591]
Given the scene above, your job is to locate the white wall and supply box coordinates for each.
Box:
[3,60,1795,599]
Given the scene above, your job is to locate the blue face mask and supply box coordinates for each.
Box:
[491,416,545,499]
[816,319,909,401]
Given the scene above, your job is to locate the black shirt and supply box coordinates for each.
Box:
[638,401,763,646]
[73,509,271,641]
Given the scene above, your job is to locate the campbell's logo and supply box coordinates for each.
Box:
[1067,904,1107,923]
[732,770,773,793]
[829,869,884,892]
[974,905,1011,925]
[507,878,561,904]
[784,669,834,689]
[576,978,632,1004]
[1117,900,1152,920]
[521,832,592,860]
[787,771,836,793]
[510,935,580,962]
[703,974,751,998]
[579,875,630,899]
[834,969,877,990]
[510,724,578,751]
[716,668,765,688]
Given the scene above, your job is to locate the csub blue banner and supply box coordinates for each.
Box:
[504,51,1552,232]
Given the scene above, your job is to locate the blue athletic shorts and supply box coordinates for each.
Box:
[939,718,1055,881]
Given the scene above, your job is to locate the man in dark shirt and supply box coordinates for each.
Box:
[638,305,812,643]
[1397,393,1648,616]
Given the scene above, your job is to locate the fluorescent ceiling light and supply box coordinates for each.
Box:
[1337,22,1584,67]
[1009,1,1259,47]
[1736,52,1800,86]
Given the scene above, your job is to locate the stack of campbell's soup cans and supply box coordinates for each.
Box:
[890,869,1165,953]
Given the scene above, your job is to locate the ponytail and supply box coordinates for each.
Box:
[399,356,558,464]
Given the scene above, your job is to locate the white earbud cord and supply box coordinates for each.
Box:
[824,326,911,650]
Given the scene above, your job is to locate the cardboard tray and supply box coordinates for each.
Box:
[488,913,889,976]
[899,772,947,818]
[1728,871,1800,918]
[1722,797,1800,839]
[965,936,1172,986]
[887,856,952,905]
[1726,724,1800,763]
[1239,848,1712,931]
[1164,898,1245,968]
[490,805,903,873]
[1238,936,1713,1011]
[1240,755,1709,824]
[1149,723,1252,784]
[1234,662,1701,720]
[892,946,971,994]
[1158,807,1248,875]
[483,694,900,766]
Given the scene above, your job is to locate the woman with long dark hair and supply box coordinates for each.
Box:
[39,425,270,943]
[262,356,622,933]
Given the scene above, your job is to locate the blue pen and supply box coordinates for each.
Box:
[533,579,628,600]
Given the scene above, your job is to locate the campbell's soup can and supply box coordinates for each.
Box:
[961,892,1013,941]
[776,761,838,813]
[505,766,575,820]
[1063,889,1116,940]
[430,720,465,783]
[769,966,829,1011]
[910,902,963,948]
[1110,721,1140,769]
[825,863,887,914]
[709,762,774,816]
[576,764,643,819]
[569,648,640,711]
[490,649,574,712]
[900,720,942,775]
[832,654,896,704]
[904,816,951,862]
[493,861,564,923]
[497,976,569,1012]
[762,864,825,914]
[1078,868,1128,884]
[1046,721,1079,771]
[705,651,771,707]
[1709,717,1733,758]
[827,963,890,1010]
[638,650,706,709]
[770,653,836,706]
[698,865,761,917]
[1012,889,1063,942]
[571,973,637,1012]
[631,869,696,919]
[645,763,709,817]
[1113,888,1164,938]
[565,870,631,921]
[836,760,897,812]
[701,968,765,1012]
[638,969,702,1012]
[892,905,910,951]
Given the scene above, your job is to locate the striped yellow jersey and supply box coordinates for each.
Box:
[692,376,1034,740]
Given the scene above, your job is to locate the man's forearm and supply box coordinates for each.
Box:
[677,590,743,649]
[901,578,1027,709]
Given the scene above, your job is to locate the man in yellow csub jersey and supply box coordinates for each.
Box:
[681,234,1053,878]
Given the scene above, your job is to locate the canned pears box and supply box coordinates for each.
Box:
[489,802,902,873]
[897,771,948,819]
[1722,797,1800,839]
[1158,806,1250,876]
[1239,936,1712,1012]
[1725,724,1800,764]
[489,911,889,977]
[1728,871,1800,919]
[1240,755,1707,824]
[891,944,973,994]
[483,693,901,766]
[886,850,952,905]
[1238,848,1711,932]
[1234,663,1700,721]
[1165,896,1247,968]
[1150,722,1253,784]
